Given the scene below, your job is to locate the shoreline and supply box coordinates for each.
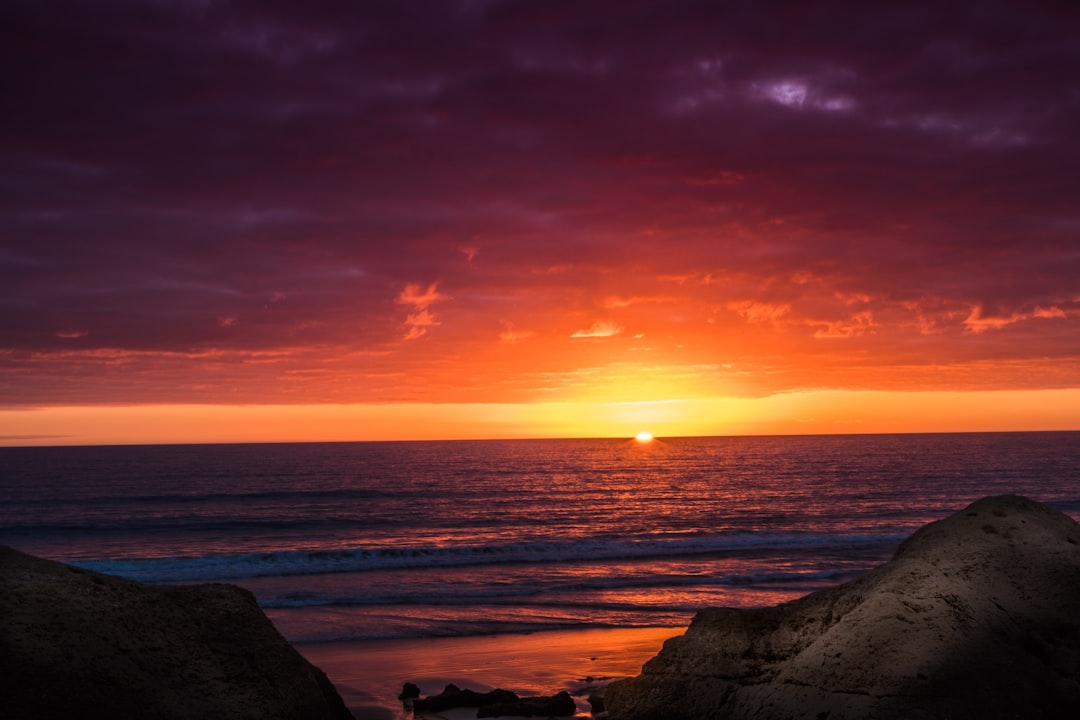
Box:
[297,626,683,720]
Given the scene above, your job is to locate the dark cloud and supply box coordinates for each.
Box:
[2,0,1079,404]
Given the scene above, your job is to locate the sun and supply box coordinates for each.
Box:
[635,431,654,442]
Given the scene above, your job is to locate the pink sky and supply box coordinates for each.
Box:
[2,1,1079,443]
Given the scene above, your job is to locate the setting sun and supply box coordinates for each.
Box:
[635,431,654,442]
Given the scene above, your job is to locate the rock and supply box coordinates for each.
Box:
[413,683,519,713]
[605,495,1080,720]
[587,689,606,714]
[0,545,354,720]
[476,689,577,717]
[398,681,421,712]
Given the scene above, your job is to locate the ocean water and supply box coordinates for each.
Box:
[2,432,1078,644]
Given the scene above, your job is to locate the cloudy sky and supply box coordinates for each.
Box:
[3,1,1079,442]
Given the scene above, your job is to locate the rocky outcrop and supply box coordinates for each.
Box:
[409,683,577,717]
[476,690,576,717]
[0,545,354,720]
[606,495,1080,720]
[413,684,519,713]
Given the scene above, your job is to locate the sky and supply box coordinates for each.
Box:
[3,0,1079,445]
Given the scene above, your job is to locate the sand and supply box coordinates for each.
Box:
[298,626,682,720]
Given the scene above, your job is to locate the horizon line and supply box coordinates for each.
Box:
[3,427,1078,450]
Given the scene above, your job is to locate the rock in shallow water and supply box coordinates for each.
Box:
[605,495,1080,720]
[476,690,576,717]
[413,683,519,713]
[0,545,354,720]
[408,683,577,717]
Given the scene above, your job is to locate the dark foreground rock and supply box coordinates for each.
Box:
[411,683,576,717]
[413,683,519,713]
[606,495,1080,720]
[476,690,576,717]
[0,545,354,720]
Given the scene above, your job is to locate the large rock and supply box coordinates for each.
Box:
[0,545,354,720]
[606,495,1080,720]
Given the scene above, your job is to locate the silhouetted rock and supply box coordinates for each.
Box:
[398,681,421,700]
[606,495,1080,720]
[0,545,354,720]
[477,690,577,717]
[587,690,606,714]
[413,683,519,713]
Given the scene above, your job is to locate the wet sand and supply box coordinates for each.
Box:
[298,626,682,720]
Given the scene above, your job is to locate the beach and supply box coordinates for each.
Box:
[299,626,681,719]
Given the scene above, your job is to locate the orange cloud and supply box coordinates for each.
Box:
[499,322,534,344]
[603,295,673,309]
[964,305,1067,333]
[403,310,439,340]
[397,282,450,340]
[1033,306,1067,319]
[397,282,449,309]
[571,320,623,338]
[812,310,877,339]
[727,300,792,325]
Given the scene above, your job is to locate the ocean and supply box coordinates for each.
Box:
[2,432,1078,645]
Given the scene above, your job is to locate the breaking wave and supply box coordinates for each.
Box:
[74,531,900,583]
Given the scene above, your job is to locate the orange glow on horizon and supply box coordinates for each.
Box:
[1,388,1078,447]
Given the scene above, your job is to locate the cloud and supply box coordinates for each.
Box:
[964,305,1067,334]
[499,321,533,344]
[397,283,449,310]
[1033,306,1068,320]
[812,311,877,339]
[900,299,968,335]
[728,301,792,326]
[602,295,672,309]
[571,321,622,338]
[397,282,450,340]
[403,310,439,340]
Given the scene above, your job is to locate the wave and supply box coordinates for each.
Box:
[1,516,362,535]
[281,617,687,644]
[72,532,901,583]
[1050,498,1080,518]
[257,568,862,610]
[9,486,412,509]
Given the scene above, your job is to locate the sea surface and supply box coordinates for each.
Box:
[2,432,1078,644]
